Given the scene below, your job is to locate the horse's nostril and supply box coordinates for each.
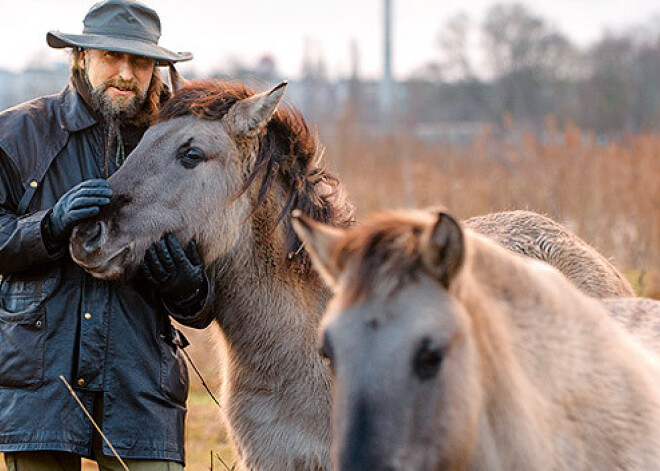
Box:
[83,221,107,254]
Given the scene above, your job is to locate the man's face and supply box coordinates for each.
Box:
[83,49,155,120]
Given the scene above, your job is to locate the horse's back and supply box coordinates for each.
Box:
[601,297,660,356]
[466,210,634,298]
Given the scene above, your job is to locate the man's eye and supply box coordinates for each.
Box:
[134,56,154,69]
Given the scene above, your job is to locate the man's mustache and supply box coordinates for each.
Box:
[100,78,141,94]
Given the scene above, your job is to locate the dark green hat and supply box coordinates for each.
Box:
[47,0,192,65]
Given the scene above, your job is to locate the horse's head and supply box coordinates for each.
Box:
[293,209,482,471]
[69,80,297,280]
[71,79,354,281]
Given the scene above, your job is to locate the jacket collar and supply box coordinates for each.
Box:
[59,82,98,133]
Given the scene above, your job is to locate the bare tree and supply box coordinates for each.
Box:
[482,3,578,122]
[438,13,474,82]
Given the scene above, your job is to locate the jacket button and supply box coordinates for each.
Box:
[77,378,85,386]
[29,180,38,189]
[84,313,92,320]
[35,320,42,328]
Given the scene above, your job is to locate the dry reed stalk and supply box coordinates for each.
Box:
[59,376,130,471]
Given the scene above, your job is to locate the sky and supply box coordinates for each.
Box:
[1,0,659,80]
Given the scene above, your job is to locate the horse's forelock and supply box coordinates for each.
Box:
[335,215,431,304]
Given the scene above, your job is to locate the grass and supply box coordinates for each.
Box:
[183,390,235,470]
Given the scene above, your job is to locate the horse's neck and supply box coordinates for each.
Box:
[210,228,330,376]
[463,234,660,466]
[459,267,554,467]
[208,231,334,470]
[464,234,606,369]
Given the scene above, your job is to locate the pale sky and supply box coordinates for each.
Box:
[1,0,659,79]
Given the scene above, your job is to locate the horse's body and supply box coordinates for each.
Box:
[466,211,634,297]
[68,80,636,470]
[602,297,660,355]
[294,209,660,471]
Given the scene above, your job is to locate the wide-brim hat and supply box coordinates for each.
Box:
[47,0,192,65]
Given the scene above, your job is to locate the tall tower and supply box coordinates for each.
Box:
[384,0,392,84]
[381,0,395,129]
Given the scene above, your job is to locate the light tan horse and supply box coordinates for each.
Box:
[602,297,660,355]
[293,209,660,471]
[68,80,635,470]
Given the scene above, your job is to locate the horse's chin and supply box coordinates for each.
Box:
[71,245,133,281]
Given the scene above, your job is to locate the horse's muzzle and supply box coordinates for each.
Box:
[71,220,107,256]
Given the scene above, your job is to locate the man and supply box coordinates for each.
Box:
[0,1,215,469]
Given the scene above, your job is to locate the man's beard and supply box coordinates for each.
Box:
[89,76,149,122]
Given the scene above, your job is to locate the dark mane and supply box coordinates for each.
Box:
[156,79,355,270]
[335,213,430,304]
[155,79,252,124]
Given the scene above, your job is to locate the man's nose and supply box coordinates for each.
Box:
[118,58,135,81]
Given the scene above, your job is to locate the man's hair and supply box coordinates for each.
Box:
[71,48,167,121]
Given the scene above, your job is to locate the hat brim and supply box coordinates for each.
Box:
[47,31,193,65]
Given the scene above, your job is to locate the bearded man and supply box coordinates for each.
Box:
[0,1,215,469]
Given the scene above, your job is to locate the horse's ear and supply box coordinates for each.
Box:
[227,81,287,138]
[168,64,187,92]
[421,211,464,288]
[292,210,344,289]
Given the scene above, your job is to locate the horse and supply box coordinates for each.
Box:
[465,211,633,297]
[68,79,635,470]
[293,208,660,471]
[601,297,660,355]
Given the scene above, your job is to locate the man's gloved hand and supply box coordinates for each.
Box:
[48,179,112,242]
[142,233,207,309]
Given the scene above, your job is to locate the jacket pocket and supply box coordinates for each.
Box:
[159,327,190,404]
[0,267,59,388]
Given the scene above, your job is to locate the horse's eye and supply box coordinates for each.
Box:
[413,338,445,381]
[177,147,206,169]
[319,332,335,369]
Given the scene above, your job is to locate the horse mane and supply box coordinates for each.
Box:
[333,211,435,304]
[156,79,355,270]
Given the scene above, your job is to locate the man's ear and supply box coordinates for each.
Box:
[421,210,464,288]
[291,210,344,289]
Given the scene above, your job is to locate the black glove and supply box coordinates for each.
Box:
[142,233,207,309]
[48,179,112,242]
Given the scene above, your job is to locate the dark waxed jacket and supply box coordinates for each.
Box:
[0,83,215,463]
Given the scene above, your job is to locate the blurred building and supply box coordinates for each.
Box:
[0,63,69,110]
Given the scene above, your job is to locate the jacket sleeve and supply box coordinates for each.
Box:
[0,150,64,275]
